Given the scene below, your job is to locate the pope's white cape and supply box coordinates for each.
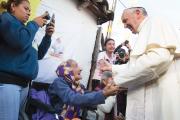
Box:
[112,16,180,120]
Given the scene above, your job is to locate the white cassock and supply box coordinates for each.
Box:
[113,17,180,120]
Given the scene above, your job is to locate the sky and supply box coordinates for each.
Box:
[123,0,180,27]
[104,0,180,46]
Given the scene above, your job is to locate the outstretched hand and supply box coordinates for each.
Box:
[102,83,119,97]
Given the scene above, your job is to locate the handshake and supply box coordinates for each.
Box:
[102,83,127,97]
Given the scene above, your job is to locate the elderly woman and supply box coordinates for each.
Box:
[48,59,119,120]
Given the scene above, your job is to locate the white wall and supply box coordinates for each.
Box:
[35,0,98,86]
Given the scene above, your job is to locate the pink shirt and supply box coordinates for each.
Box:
[93,51,116,80]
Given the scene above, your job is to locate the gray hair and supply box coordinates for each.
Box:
[101,71,113,81]
[126,7,148,16]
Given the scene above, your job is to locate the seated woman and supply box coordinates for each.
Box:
[48,59,119,120]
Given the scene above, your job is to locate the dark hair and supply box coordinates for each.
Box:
[104,38,115,46]
[0,0,29,13]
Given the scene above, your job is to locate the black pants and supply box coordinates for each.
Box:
[116,90,127,116]
[91,79,100,91]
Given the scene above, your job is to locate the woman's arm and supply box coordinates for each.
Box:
[49,78,105,106]
[38,35,51,59]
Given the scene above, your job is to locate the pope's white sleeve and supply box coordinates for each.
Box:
[97,96,116,113]
[112,48,173,88]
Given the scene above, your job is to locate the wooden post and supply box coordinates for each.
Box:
[87,26,102,90]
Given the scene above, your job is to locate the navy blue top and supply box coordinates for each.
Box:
[0,12,51,87]
[48,77,105,113]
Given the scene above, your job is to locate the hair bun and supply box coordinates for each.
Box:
[0,1,8,9]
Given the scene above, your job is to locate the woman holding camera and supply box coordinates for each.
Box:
[92,39,130,120]
[0,0,54,120]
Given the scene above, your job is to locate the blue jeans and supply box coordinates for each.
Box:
[0,84,28,120]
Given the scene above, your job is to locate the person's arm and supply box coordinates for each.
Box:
[97,96,116,113]
[49,78,106,106]
[112,48,173,88]
[0,17,39,51]
[38,23,54,59]
[38,35,51,59]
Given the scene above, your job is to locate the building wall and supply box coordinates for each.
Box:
[35,0,98,86]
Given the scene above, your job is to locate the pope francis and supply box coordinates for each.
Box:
[101,7,180,120]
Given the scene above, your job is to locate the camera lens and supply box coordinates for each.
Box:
[118,49,126,58]
[119,52,125,58]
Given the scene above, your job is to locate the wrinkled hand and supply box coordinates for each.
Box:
[33,12,49,27]
[102,83,119,97]
[45,22,55,36]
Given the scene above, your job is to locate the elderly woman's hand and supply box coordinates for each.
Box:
[102,83,119,97]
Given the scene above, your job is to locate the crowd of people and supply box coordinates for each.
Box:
[1,0,180,120]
